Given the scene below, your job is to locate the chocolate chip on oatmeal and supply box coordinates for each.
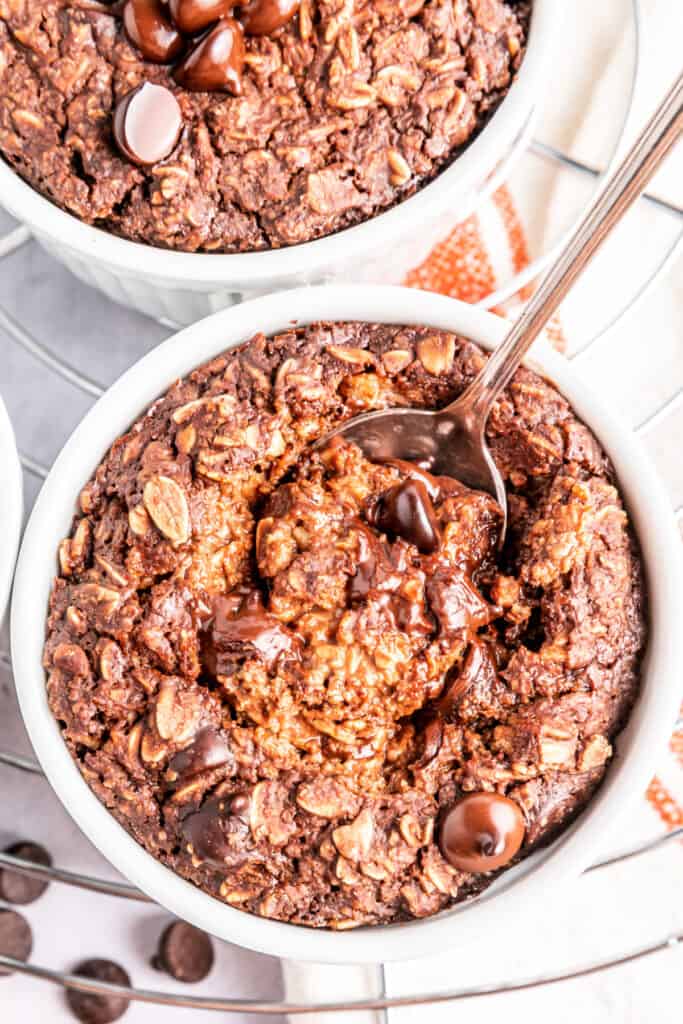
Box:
[0,910,32,977]
[123,0,185,63]
[238,0,300,36]
[0,841,52,905]
[169,0,234,35]
[228,793,251,821]
[182,799,248,868]
[173,17,245,94]
[66,960,131,1024]
[113,84,183,167]
[370,477,441,554]
[154,920,214,983]
[440,793,525,873]
[168,726,233,780]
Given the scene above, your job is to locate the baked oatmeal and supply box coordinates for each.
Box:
[44,322,645,927]
[0,0,529,252]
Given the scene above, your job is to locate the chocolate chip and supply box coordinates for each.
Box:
[113,83,183,167]
[440,793,525,873]
[0,910,32,977]
[169,0,234,35]
[66,959,131,1024]
[228,792,251,821]
[182,794,251,867]
[173,17,245,94]
[0,841,52,904]
[154,921,214,983]
[168,726,233,780]
[382,459,443,502]
[123,0,185,63]
[372,478,440,554]
[204,590,299,674]
[238,0,300,35]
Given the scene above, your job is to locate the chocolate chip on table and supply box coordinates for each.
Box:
[0,910,32,977]
[173,17,245,94]
[66,959,131,1024]
[168,0,234,35]
[440,793,526,873]
[154,921,214,983]
[113,83,183,167]
[238,0,300,36]
[123,0,185,63]
[0,841,52,904]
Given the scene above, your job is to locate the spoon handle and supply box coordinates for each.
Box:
[456,69,683,418]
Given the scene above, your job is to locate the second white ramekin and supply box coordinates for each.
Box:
[0,2,558,325]
[10,285,683,964]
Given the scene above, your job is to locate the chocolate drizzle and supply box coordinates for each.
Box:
[203,590,300,675]
[370,477,441,555]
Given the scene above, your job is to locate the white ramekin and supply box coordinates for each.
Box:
[0,393,22,625]
[0,2,558,325]
[11,285,682,965]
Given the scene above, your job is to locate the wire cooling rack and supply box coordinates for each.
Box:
[0,0,682,1014]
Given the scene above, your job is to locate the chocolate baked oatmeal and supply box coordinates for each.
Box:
[45,323,645,928]
[0,1,529,253]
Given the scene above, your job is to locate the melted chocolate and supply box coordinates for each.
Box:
[439,642,495,716]
[123,0,185,63]
[371,478,440,554]
[349,522,390,601]
[426,572,494,634]
[169,726,233,779]
[173,17,245,93]
[182,802,239,867]
[440,793,525,873]
[415,643,499,768]
[382,459,463,503]
[204,590,299,675]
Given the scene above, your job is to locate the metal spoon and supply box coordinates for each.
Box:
[323,71,683,539]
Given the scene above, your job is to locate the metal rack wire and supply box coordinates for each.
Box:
[1,0,682,1011]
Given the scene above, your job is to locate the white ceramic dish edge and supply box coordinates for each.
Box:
[11,285,683,965]
[0,2,559,324]
[0,393,22,626]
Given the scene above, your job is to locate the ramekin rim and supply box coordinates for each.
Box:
[10,284,683,964]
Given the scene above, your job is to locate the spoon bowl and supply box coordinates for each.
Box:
[321,402,507,525]
[323,70,682,543]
